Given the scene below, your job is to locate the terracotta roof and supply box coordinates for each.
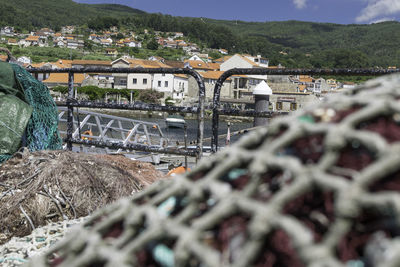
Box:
[213,56,232,63]
[231,74,250,78]
[164,60,184,68]
[174,74,188,79]
[72,60,111,66]
[207,62,220,70]
[43,73,85,84]
[200,71,226,80]
[25,36,40,42]
[7,39,17,43]
[0,55,7,62]
[53,59,72,68]
[127,59,170,69]
[298,84,307,92]
[299,75,313,83]
[238,54,259,67]
[30,62,48,68]
[185,60,214,70]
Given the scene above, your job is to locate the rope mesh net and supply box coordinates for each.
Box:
[0,64,62,164]
[27,74,400,267]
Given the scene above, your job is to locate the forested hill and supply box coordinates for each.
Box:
[204,19,400,68]
[0,0,144,30]
[1,0,400,68]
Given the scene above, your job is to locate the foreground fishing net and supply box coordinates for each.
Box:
[28,74,400,266]
[0,63,62,164]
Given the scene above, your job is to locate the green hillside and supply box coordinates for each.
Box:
[1,0,399,68]
[203,19,400,67]
[0,0,144,30]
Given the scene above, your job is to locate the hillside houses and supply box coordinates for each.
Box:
[0,26,14,36]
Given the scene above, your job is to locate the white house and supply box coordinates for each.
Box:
[56,40,66,47]
[125,40,142,48]
[220,54,269,71]
[172,74,188,100]
[111,57,188,100]
[220,54,270,99]
[219,49,228,55]
[153,73,174,93]
[112,58,155,90]
[17,56,31,65]
[174,32,184,38]
[188,55,203,61]
[1,26,14,36]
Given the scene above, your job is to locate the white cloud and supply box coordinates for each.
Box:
[356,0,400,23]
[293,0,307,9]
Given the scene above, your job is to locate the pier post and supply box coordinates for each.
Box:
[253,81,272,127]
[184,123,188,170]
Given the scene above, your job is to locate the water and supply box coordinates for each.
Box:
[143,117,253,146]
[60,111,255,147]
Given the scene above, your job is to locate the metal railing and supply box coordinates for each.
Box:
[58,107,167,148]
[211,67,400,152]
[28,67,206,159]
[26,65,400,157]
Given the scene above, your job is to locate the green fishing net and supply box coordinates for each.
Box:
[0,63,62,164]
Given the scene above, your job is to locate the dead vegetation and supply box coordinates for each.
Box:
[0,149,165,244]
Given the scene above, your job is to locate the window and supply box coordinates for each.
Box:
[143,78,147,85]
[165,81,168,87]
[276,102,283,110]
[162,73,165,76]
[158,81,161,87]
[132,78,137,84]
[290,102,297,111]
[120,79,127,86]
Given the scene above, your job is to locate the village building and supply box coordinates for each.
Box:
[218,48,228,55]
[17,56,32,65]
[0,26,14,36]
[105,48,118,57]
[184,60,219,72]
[71,60,111,68]
[21,35,41,47]
[187,71,232,100]
[7,38,18,46]
[43,73,86,88]
[111,58,188,100]
[61,26,75,35]
[81,74,115,89]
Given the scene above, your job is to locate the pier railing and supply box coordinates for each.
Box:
[27,66,400,158]
[211,67,400,152]
[28,67,206,159]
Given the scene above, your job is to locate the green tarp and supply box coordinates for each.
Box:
[0,61,32,156]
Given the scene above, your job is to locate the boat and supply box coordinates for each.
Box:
[165,115,186,128]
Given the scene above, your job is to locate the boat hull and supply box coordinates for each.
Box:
[165,120,185,128]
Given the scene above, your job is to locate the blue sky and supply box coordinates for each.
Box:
[75,0,400,24]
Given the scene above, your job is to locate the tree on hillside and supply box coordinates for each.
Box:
[324,49,370,68]
[146,38,159,50]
